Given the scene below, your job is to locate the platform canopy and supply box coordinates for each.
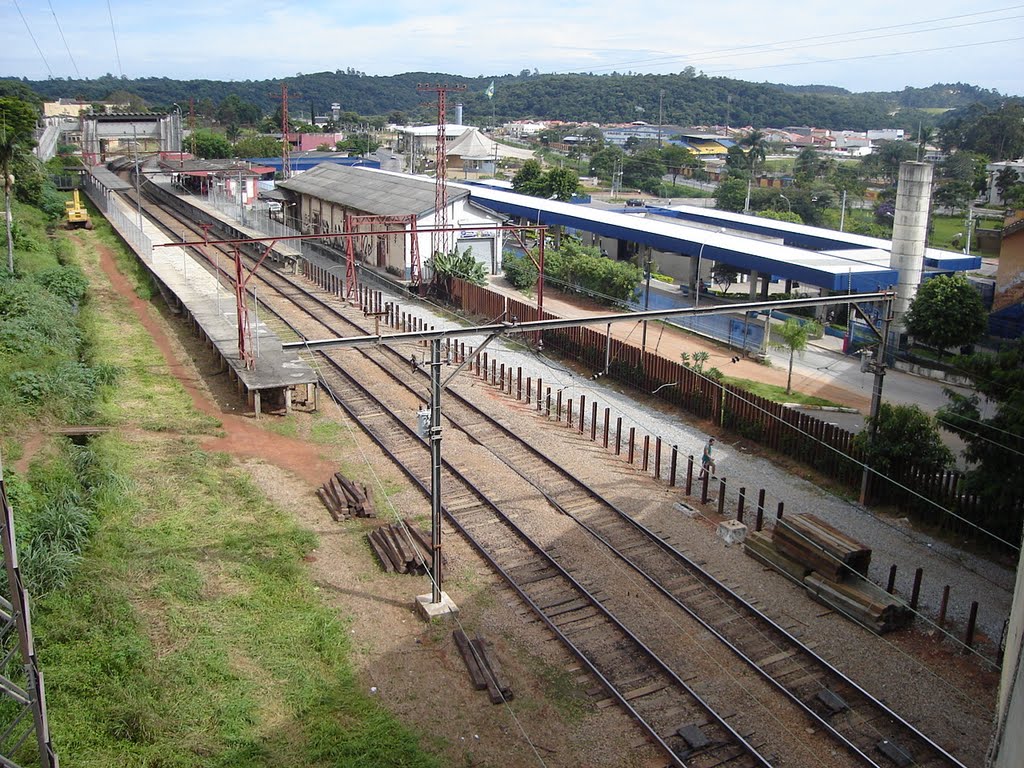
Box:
[458,184,901,293]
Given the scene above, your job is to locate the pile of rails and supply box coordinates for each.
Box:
[317,472,376,521]
[745,514,912,635]
[367,521,437,575]
[454,630,513,704]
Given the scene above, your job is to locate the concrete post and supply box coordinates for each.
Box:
[890,161,933,329]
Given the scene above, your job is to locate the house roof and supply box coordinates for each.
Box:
[277,164,468,217]
[447,127,496,160]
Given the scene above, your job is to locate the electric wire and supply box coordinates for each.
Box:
[46,0,79,78]
[702,36,1024,79]
[561,4,1024,75]
[465,326,1002,710]
[309,350,551,768]
[332,301,835,766]
[106,0,123,78]
[11,0,52,78]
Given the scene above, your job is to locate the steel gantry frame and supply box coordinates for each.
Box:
[155,222,547,372]
[0,461,57,768]
[280,291,894,608]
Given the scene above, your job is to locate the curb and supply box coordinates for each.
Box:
[782,403,861,414]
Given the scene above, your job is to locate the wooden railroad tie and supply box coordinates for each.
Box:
[453,629,513,704]
[743,514,912,635]
[317,471,376,521]
[366,520,438,575]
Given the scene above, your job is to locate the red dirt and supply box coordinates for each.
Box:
[94,243,336,486]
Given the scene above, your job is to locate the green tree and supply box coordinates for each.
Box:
[904,274,986,351]
[932,181,973,213]
[622,147,664,193]
[711,263,738,292]
[234,135,284,158]
[661,145,696,186]
[995,166,1022,203]
[938,341,1024,544]
[545,167,580,201]
[771,317,821,394]
[715,177,749,212]
[512,159,545,196]
[589,146,623,182]
[1,96,39,273]
[189,129,232,159]
[853,403,953,477]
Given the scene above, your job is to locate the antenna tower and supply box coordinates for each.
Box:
[188,97,196,157]
[280,85,291,179]
[417,83,465,258]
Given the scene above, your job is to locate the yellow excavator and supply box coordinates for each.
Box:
[65,190,93,230]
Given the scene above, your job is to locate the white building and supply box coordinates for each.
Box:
[277,164,506,278]
[867,128,906,141]
[985,160,1024,205]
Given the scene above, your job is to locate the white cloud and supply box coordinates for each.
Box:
[1,0,1020,93]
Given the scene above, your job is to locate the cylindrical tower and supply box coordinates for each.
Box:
[454,103,463,126]
[889,161,933,328]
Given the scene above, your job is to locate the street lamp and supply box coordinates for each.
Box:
[777,194,791,212]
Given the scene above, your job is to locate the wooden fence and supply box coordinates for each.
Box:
[444,277,1020,549]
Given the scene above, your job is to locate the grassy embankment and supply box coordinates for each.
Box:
[2,199,438,768]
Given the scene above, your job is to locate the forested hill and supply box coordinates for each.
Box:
[2,69,1007,130]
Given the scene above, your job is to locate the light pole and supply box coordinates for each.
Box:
[640,253,653,357]
[694,242,705,309]
[777,194,791,213]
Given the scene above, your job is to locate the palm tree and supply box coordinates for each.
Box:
[917,125,934,162]
[739,129,767,213]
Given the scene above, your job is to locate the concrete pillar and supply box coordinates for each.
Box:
[285,387,293,415]
[991,523,1024,767]
[890,161,933,329]
[749,270,760,299]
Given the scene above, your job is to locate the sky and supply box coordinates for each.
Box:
[2,0,1022,95]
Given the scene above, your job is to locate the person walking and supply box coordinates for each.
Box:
[700,437,717,480]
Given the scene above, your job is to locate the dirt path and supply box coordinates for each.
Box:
[94,242,338,487]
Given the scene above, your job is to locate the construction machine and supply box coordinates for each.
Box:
[65,190,93,229]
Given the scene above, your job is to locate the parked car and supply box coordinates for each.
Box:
[626,198,645,207]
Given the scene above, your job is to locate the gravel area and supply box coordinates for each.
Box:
[380,287,1015,648]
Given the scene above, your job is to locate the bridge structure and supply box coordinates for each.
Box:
[81,112,183,165]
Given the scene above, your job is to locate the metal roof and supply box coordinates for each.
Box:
[88,164,133,191]
[278,164,467,217]
[457,184,900,293]
[655,204,982,272]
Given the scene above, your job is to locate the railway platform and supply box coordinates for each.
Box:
[84,169,318,416]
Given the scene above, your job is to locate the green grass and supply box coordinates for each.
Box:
[929,214,999,254]
[722,376,845,408]
[19,227,440,768]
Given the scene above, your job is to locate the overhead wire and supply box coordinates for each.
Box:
[47,0,80,78]
[11,0,53,78]
[560,4,1024,75]
[105,0,123,78]
[298,339,551,768]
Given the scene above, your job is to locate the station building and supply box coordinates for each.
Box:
[277,164,507,280]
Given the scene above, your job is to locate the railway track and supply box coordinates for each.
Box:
[120,174,971,768]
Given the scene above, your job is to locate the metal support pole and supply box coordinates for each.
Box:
[604,323,612,375]
[860,295,892,505]
[429,338,443,604]
[641,254,652,357]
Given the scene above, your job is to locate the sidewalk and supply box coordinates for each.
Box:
[487,276,871,413]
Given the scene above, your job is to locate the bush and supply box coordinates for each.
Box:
[503,252,538,290]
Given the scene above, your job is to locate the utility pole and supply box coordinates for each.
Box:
[658,89,664,148]
[641,252,653,357]
[859,295,893,505]
[839,190,847,232]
